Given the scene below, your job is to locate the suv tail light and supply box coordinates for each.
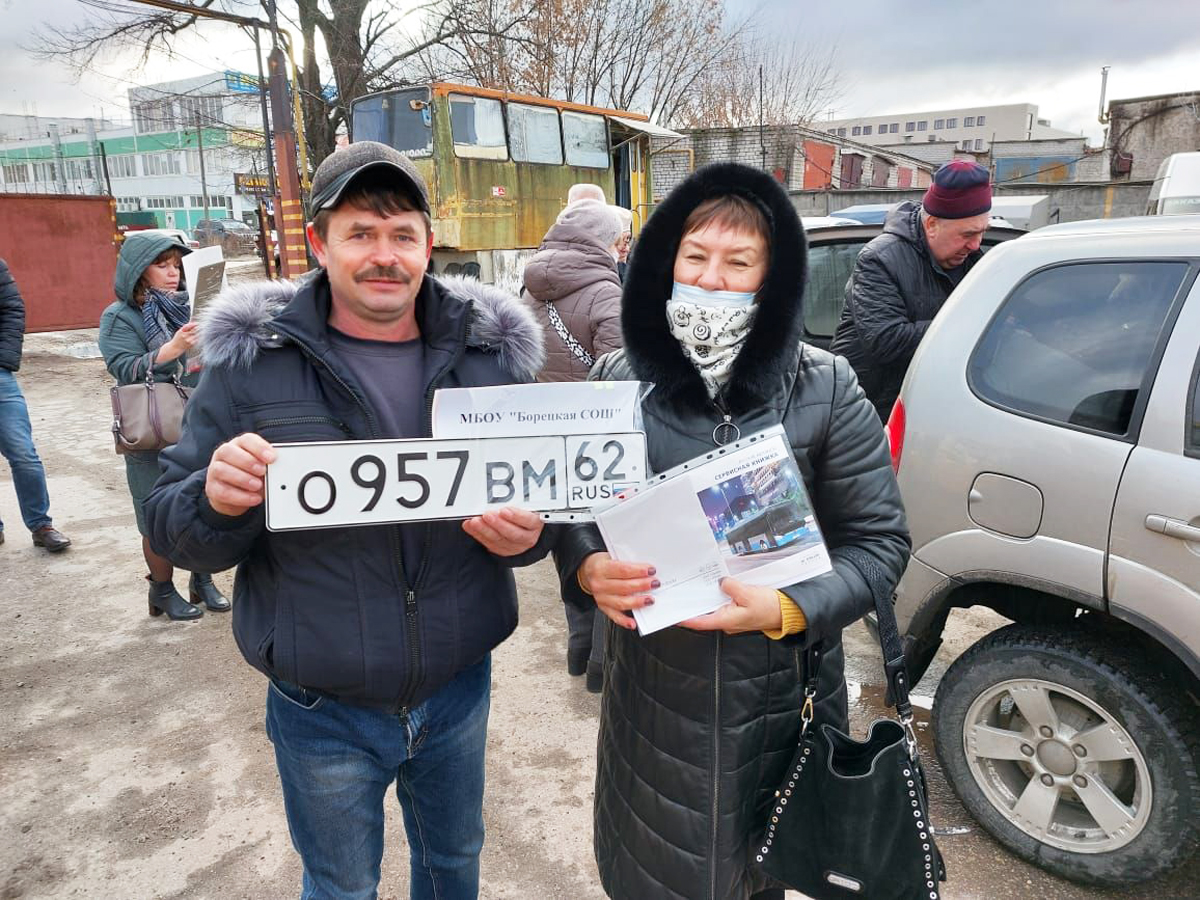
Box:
[886,399,905,473]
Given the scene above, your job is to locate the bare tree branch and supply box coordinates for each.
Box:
[26,1,844,170]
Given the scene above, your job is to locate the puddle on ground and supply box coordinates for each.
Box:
[847,679,964,819]
[61,342,103,359]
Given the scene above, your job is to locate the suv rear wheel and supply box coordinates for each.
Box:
[932,623,1199,885]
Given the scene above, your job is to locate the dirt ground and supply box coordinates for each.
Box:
[2,328,1197,899]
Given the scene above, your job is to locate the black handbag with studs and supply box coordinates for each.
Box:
[756,562,947,900]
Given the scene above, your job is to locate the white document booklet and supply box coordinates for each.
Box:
[183,245,226,319]
[594,425,832,635]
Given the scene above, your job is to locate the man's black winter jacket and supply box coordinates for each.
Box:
[145,272,551,711]
[830,201,982,420]
[0,259,26,372]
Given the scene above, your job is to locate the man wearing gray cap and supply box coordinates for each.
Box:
[145,141,552,899]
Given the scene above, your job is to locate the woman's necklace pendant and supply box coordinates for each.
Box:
[713,415,741,446]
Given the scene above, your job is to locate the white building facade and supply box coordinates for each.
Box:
[0,72,269,230]
[820,103,1079,153]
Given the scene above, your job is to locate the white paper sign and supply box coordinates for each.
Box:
[432,382,646,439]
[183,245,227,318]
[594,426,832,635]
[265,432,646,530]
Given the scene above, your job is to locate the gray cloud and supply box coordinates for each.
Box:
[740,0,1200,137]
[5,0,1198,143]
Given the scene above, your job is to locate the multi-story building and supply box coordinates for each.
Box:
[0,72,269,230]
[819,103,1079,153]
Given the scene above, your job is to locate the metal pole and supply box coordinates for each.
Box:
[198,122,210,221]
[48,124,68,193]
[281,33,311,191]
[254,27,277,199]
[269,46,304,278]
[266,0,280,46]
[759,66,766,171]
[86,117,104,194]
[98,143,113,197]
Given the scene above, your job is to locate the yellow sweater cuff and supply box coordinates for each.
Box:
[763,591,807,640]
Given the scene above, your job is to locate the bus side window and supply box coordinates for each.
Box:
[562,111,609,168]
[509,103,563,165]
[450,94,508,161]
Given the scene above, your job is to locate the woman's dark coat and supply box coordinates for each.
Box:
[556,162,911,899]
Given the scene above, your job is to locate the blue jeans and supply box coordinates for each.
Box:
[265,656,492,900]
[0,370,52,533]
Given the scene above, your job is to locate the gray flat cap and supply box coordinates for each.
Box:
[309,141,430,214]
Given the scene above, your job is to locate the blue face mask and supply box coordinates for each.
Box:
[670,281,757,308]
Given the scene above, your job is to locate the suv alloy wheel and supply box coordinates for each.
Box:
[933,623,1200,885]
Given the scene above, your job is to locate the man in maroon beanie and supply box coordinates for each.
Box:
[831,159,992,421]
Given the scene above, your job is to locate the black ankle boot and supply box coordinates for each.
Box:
[189,573,231,612]
[147,576,203,620]
[586,662,604,694]
[567,646,589,677]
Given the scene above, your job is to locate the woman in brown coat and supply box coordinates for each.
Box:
[522,200,624,382]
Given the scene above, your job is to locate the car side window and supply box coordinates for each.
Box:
[804,240,868,340]
[968,261,1188,437]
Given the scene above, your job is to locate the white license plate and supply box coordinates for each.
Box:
[265,432,645,531]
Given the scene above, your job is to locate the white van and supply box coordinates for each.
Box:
[1146,151,1200,215]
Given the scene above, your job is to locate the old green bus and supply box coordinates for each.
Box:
[349,82,681,285]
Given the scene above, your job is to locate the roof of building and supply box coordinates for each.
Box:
[1108,88,1200,107]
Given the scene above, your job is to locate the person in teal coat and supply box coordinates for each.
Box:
[99,232,230,620]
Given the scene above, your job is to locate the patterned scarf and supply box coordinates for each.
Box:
[666,296,757,398]
[141,288,191,351]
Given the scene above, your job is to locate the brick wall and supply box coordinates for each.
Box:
[650,142,692,200]
[1107,93,1200,181]
[652,127,934,194]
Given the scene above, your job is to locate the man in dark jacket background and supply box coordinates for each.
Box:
[0,259,71,552]
[145,142,551,899]
[831,160,992,421]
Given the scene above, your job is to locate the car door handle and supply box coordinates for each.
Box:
[1145,514,1200,542]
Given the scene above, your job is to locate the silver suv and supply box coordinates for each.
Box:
[888,215,1200,886]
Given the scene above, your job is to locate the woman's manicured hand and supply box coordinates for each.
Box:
[579,552,658,630]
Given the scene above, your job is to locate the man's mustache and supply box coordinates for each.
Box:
[354,266,410,283]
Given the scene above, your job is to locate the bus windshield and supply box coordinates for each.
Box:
[352,88,433,157]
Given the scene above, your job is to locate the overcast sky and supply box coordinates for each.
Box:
[3,0,1199,145]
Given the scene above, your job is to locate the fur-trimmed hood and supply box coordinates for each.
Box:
[620,162,808,414]
[197,272,545,382]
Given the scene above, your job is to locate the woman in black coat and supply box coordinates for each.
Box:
[556,163,911,899]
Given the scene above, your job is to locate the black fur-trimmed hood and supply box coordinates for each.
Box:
[197,272,545,382]
[621,162,808,414]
